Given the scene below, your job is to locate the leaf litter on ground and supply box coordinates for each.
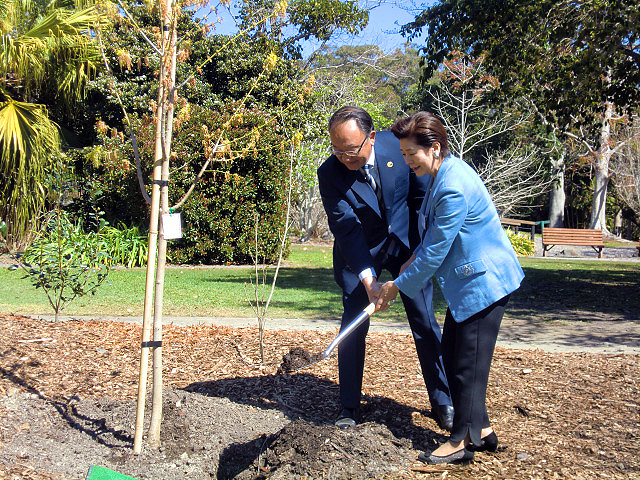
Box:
[0,314,638,479]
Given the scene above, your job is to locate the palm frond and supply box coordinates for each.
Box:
[1,4,105,101]
[24,6,100,39]
[0,95,60,238]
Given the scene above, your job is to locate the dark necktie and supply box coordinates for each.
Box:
[362,164,379,198]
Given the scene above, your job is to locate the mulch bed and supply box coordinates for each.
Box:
[0,314,638,479]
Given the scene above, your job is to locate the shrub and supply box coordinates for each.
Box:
[99,223,148,267]
[505,228,536,256]
[78,34,312,265]
[13,210,110,320]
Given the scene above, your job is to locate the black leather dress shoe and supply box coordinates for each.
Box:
[469,431,499,452]
[335,408,358,429]
[432,405,454,431]
[418,447,474,465]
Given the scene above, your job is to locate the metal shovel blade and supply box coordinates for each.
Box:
[294,302,376,372]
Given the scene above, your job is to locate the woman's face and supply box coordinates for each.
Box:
[398,137,442,177]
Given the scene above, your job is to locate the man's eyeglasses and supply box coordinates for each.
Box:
[331,136,367,156]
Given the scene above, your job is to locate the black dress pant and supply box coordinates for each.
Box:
[441,294,510,445]
[337,252,451,411]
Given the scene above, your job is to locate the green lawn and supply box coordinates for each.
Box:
[1,245,638,321]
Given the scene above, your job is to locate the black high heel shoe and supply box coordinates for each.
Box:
[418,447,474,465]
[469,431,498,452]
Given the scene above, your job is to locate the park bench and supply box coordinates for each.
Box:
[542,227,604,258]
[500,217,537,241]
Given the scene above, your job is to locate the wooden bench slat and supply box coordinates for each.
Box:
[543,234,603,239]
[541,227,604,258]
[542,228,602,235]
[544,236,603,242]
[543,235,603,240]
[543,233,602,237]
[501,217,536,226]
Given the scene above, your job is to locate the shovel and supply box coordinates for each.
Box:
[295,302,376,371]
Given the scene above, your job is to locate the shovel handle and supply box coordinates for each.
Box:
[322,302,375,358]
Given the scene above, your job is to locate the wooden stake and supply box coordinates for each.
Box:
[133,55,166,456]
[148,0,178,447]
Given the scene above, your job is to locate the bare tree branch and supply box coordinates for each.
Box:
[610,114,640,216]
[476,146,553,215]
[96,27,152,205]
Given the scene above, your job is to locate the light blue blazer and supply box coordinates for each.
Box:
[395,155,524,322]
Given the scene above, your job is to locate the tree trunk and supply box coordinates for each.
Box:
[133,83,164,455]
[548,151,566,227]
[589,100,613,232]
[147,0,178,447]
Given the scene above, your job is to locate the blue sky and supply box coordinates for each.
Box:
[202,1,429,57]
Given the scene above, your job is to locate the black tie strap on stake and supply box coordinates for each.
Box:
[141,341,163,348]
[152,180,169,187]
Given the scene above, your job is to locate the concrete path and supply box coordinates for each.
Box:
[27,312,640,355]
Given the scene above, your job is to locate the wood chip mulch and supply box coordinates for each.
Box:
[0,314,638,479]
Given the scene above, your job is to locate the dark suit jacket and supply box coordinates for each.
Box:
[317,130,432,294]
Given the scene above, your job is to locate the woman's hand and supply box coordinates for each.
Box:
[375,281,399,312]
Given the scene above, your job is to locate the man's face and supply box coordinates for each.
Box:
[329,119,376,171]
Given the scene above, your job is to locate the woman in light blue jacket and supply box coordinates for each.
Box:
[376,111,524,465]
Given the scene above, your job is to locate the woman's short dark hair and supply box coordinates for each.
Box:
[328,106,374,135]
[390,111,450,157]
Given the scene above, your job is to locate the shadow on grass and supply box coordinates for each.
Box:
[511,266,640,319]
[201,267,450,320]
[199,263,639,323]
[495,265,640,351]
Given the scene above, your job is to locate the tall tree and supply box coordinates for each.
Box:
[308,44,420,121]
[0,0,103,249]
[610,113,640,222]
[403,0,640,232]
[237,0,368,58]
[405,50,551,215]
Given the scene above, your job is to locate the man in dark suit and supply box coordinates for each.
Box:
[317,106,453,430]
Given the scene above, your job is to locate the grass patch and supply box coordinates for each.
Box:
[604,240,638,247]
[2,245,638,321]
[513,257,640,317]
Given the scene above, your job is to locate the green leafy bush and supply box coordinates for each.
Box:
[505,228,536,256]
[99,224,148,267]
[168,104,294,264]
[14,210,110,320]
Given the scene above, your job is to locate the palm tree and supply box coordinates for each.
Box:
[0,0,103,250]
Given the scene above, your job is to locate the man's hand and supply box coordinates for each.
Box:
[375,281,399,312]
[362,276,382,305]
[400,254,416,275]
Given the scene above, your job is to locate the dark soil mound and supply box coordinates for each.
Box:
[236,419,415,479]
[278,347,322,373]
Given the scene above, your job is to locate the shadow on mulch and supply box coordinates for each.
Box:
[185,372,445,478]
[0,364,133,449]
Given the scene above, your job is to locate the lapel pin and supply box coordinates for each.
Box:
[387,161,393,168]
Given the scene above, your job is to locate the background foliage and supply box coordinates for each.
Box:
[2,0,638,262]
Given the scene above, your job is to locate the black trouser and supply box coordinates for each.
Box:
[337,253,451,411]
[441,295,510,445]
